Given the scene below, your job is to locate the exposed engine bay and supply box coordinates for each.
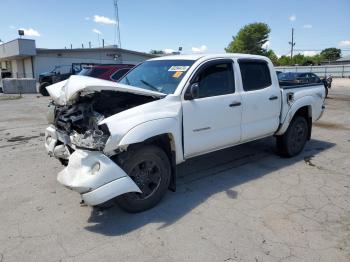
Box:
[48,91,158,151]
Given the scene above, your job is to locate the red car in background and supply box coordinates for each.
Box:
[79,64,135,82]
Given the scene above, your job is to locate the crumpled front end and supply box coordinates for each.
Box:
[44,87,162,205]
[57,149,141,206]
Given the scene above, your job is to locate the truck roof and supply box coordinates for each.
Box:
[150,53,269,62]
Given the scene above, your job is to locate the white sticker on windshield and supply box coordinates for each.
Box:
[168,66,190,72]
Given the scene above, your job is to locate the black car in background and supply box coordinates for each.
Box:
[278,72,330,97]
[278,72,322,85]
[39,63,96,96]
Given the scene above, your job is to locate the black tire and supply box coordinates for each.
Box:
[39,82,50,96]
[116,145,171,213]
[276,116,308,157]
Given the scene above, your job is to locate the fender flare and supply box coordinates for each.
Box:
[107,118,184,164]
[276,96,313,136]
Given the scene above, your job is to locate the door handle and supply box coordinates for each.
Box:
[229,101,241,107]
[269,95,278,100]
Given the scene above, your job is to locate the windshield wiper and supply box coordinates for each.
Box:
[140,80,160,92]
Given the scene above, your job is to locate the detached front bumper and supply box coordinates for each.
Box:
[45,125,141,206]
[58,149,141,206]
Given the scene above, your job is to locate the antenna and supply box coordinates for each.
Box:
[113,0,122,49]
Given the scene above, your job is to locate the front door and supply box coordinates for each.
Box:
[182,60,242,158]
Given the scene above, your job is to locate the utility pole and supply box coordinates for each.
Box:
[288,28,296,61]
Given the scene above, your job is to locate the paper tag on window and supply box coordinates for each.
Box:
[172,71,183,78]
[168,66,190,72]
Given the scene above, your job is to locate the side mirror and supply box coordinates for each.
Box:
[184,83,199,100]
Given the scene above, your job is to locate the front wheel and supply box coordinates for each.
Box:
[116,145,171,213]
[276,116,309,157]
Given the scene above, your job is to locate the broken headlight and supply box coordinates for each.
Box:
[71,124,110,150]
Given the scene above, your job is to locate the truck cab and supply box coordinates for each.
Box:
[44,54,325,212]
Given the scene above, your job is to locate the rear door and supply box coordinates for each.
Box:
[182,59,242,157]
[238,59,281,141]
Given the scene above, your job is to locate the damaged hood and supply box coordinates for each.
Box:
[46,75,165,105]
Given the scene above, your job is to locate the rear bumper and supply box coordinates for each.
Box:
[57,149,141,206]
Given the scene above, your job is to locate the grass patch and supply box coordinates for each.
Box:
[0,95,23,101]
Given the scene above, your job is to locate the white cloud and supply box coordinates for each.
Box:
[93,15,116,25]
[303,24,312,29]
[262,41,270,49]
[163,48,175,54]
[289,14,296,22]
[303,51,319,56]
[192,45,208,53]
[92,28,102,35]
[339,40,350,47]
[19,28,41,37]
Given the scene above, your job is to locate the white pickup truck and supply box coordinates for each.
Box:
[45,54,325,212]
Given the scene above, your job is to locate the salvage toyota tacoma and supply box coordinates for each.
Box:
[45,54,326,212]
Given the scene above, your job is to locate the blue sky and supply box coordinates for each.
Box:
[1,0,349,56]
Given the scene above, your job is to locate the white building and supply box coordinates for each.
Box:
[0,38,155,80]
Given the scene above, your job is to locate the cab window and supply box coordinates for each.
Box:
[195,62,235,98]
[239,60,272,91]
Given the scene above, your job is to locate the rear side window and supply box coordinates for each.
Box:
[111,68,131,81]
[80,68,109,77]
[197,62,235,98]
[239,60,272,91]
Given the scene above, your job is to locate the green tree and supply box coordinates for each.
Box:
[278,55,291,66]
[225,23,270,55]
[266,49,279,65]
[320,48,341,61]
[292,54,306,65]
[311,54,322,65]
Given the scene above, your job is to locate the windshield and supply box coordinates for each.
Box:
[119,60,194,94]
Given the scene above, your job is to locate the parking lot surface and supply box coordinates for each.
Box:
[0,79,350,262]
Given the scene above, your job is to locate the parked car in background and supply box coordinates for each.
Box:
[39,63,96,96]
[44,54,326,212]
[278,72,329,97]
[79,64,134,82]
[276,70,283,76]
[278,72,322,85]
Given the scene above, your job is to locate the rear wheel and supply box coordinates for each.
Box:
[116,145,171,213]
[39,82,50,96]
[276,116,308,157]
